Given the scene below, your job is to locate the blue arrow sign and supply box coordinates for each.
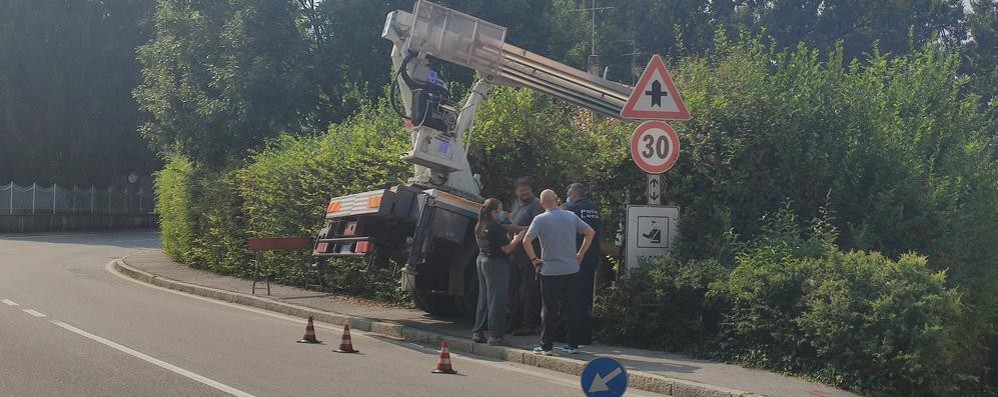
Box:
[581,357,628,397]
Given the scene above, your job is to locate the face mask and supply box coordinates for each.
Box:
[565,197,573,205]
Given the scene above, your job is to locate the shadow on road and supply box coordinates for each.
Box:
[0,230,161,251]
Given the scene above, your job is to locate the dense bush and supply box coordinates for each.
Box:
[155,100,413,302]
[235,99,412,302]
[155,159,248,274]
[593,256,728,353]
[708,207,962,395]
[595,207,963,395]
[154,157,197,262]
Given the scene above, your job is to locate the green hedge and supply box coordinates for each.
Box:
[155,100,413,302]
[154,157,196,262]
[597,207,963,395]
[709,208,962,395]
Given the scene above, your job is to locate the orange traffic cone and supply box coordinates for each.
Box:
[334,324,359,353]
[297,316,321,344]
[431,340,457,374]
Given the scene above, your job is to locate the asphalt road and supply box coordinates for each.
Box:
[0,231,655,396]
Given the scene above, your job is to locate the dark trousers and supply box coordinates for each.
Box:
[540,272,581,351]
[472,256,510,339]
[552,256,597,345]
[577,255,597,344]
[507,254,541,331]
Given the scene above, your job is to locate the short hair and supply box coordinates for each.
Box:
[567,183,587,198]
[513,176,533,189]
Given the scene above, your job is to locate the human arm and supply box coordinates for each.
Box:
[502,224,528,233]
[500,230,526,254]
[523,220,543,268]
[576,226,595,264]
[574,215,596,264]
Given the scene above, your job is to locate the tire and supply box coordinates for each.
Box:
[410,271,459,317]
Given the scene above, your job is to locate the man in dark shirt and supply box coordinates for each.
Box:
[504,177,544,335]
[563,183,601,345]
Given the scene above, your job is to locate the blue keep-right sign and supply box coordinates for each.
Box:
[581,357,628,397]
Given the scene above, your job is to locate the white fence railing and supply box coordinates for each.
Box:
[0,182,154,215]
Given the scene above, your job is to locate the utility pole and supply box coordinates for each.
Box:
[569,0,613,76]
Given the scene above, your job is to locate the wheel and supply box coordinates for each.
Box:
[410,270,459,317]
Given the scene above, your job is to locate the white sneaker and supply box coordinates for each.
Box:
[532,346,553,356]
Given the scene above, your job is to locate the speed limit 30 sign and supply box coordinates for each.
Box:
[630,120,680,174]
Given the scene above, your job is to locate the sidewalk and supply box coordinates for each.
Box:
[120,250,856,397]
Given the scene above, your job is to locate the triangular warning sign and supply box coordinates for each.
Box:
[620,54,689,121]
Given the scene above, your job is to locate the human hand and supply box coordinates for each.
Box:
[575,253,583,265]
[531,258,544,269]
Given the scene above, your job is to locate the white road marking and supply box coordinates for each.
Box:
[51,320,255,397]
[2,299,18,306]
[106,260,662,396]
[23,309,46,317]
[0,233,104,239]
[0,232,159,242]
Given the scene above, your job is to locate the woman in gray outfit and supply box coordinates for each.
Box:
[472,198,525,346]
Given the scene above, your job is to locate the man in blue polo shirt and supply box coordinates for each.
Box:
[523,189,596,355]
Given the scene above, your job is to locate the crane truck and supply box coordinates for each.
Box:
[311,0,633,316]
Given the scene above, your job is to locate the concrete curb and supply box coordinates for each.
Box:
[113,258,752,397]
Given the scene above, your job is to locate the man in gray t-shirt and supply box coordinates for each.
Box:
[523,189,595,354]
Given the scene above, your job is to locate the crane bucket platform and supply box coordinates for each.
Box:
[400,0,632,117]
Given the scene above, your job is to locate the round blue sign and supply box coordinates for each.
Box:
[581,357,628,397]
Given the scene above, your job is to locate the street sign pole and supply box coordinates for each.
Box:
[622,53,689,277]
[646,174,661,205]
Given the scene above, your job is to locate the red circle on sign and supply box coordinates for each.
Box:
[630,120,681,174]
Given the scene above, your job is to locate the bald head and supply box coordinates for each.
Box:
[539,189,558,209]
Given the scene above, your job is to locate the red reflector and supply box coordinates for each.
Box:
[355,241,372,253]
[316,243,329,253]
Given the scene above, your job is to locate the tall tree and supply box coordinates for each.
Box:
[134,0,314,166]
[0,0,158,186]
[302,0,410,126]
[962,0,997,110]
[727,0,968,61]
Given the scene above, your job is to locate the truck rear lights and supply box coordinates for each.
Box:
[315,242,329,253]
[355,241,372,253]
[367,196,382,208]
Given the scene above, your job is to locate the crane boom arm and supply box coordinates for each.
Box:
[379,1,635,199]
[387,1,633,118]
[497,43,630,117]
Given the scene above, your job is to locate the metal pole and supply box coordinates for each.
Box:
[108,188,112,213]
[31,182,35,214]
[591,0,596,57]
[90,185,95,214]
[52,183,57,214]
[8,181,13,214]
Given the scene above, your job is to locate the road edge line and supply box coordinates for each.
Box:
[111,258,753,397]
